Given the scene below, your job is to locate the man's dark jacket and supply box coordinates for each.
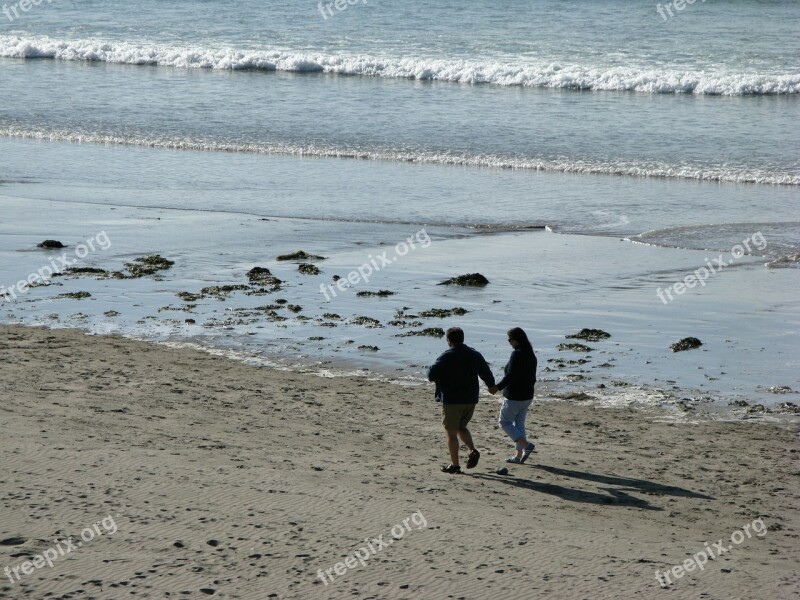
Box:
[427,343,495,404]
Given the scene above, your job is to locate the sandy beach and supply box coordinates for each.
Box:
[0,323,797,599]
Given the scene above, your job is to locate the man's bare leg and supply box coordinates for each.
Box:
[457,428,475,453]
[445,429,460,466]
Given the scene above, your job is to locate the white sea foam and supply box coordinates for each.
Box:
[2,35,799,96]
[2,126,798,186]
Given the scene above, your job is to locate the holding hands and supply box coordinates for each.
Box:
[488,385,499,395]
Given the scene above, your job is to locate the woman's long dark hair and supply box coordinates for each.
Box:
[508,327,534,354]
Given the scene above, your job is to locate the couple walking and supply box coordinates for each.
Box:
[427,326,537,474]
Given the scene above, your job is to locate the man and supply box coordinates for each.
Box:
[427,327,496,474]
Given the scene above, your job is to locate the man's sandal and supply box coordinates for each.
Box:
[441,464,462,474]
[466,449,480,469]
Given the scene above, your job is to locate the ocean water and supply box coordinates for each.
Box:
[1,0,798,416]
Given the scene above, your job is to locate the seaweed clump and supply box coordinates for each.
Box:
[418,307,468,318]
[554,391,595,402]
[276,250,325,261]
[388,319,423,328]
[298,263,321,275]
[56,291,91,299]
[125,255,174,278]
[37,240,64,249]
[246,267,282,292]
[397,327,445,338]
[350,316,383,328]
[199,284,249,300]
[670,337,702,352]
[566,328,610,342]
[438,273,489,287]
[356,290,396,297]
[556,343,593,353]
[65,267,108,276]
[176,291,203,302]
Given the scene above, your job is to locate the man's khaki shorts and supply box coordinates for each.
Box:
[442,403,476,430]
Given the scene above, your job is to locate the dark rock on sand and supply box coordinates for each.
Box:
[104,310,120,317]
[56,291,91,299]
[397,327,446,338]
[286,304,302,313]
[322,313,342,320]
[670,337,703,352]
[0,537,26,546]
[298,263,321,275]
[418,307,468,318]
[356,290,396,297]
[125,255,175,278]
[566,328,611,342]
[556,343,593,353]
[37,240,64,249]
[776,402,800,414]
[438,273,490,287]
[358,345,380,352]
[276,250,325,261]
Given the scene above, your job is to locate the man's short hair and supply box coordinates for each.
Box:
[446,327,464,345]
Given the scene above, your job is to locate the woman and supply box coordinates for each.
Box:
[492,327,537,464]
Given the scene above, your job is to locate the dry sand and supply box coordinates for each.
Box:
[0,324,797,599]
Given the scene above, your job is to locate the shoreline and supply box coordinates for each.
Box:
[1,324,798,598]
[18,321,800,428]
[1,197,798,418]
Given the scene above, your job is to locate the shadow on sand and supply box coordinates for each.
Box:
[469,463,713,510]
[533,464,713,500]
